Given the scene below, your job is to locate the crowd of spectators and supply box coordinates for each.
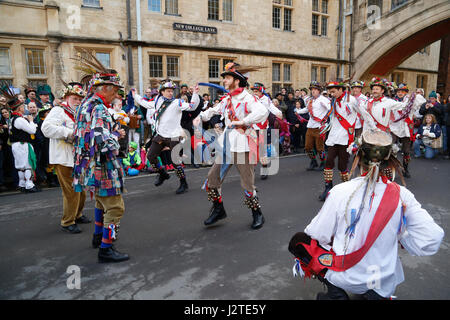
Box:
[1,83,449,193]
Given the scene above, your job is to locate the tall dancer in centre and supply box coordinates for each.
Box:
[199,62,269,230]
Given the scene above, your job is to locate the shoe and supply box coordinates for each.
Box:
[61,224,81,234]
[92,233,102,248]
[260,174,268,180]
[251,208,265,229]
[25,186,41,193]
[154,170,170,186]
[75,215,91,224]
[169,164,175,171]
[316,280,350,300]
[0,185,7,193]
[176,178,189,194]
[403,168,411,179]
[98,246,130,263]
[307,159,319,171]
[318,182,333,202]
[204,201,227,226]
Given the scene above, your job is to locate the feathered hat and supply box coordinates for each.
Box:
[221,62,265,87]
[71,48,123,91]
[23,83,37,96]
[396,83,409,92]
[0,82,23,110]
[250,82,266,92]
[350,129,405,185]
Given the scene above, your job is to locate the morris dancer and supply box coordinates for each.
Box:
[72,49,129,263]
[132,79,200,194]
[42,81,88,234]
[318,81,358,201]
[199,63,269,230]
[250,82,282,180]
[295,81,331,171]
[288,130,444,300]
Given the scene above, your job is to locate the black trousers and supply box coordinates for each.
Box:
[325,144,349,172]
[147,135,181,166]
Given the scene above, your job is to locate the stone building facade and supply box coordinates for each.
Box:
[0,0,442,99]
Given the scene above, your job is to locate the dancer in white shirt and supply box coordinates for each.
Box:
[289,130,444,300]
[295,81,331,171]
[319,81,358,202]
[200,63,269,230]
[132,79,200,194]
[250,82,282,180]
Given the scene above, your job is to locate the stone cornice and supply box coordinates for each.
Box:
[0,32,351,65]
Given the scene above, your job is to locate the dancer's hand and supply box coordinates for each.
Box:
[194,84,200,94]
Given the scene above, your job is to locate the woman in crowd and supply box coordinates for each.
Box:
[413,113,442,159]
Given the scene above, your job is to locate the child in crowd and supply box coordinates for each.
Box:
[109,98,130,158]
[122,142,142,176]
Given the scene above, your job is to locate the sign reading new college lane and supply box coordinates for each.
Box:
[173,23,217,34]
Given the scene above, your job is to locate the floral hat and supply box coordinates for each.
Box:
[351,80,365,88]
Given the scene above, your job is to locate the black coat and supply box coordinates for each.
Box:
[419,102,444,125]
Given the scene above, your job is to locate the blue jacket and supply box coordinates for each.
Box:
[417,123,441,138]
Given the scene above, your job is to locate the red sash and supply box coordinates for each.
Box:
[307,99,324,123]
[297,182,400,276]
[405,117,415,142]
[333,107,356,145]
[367,98,391,133]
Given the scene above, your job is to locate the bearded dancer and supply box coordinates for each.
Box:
[199,63,269,230]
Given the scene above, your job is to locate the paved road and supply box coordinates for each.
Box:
[0,154,449,300]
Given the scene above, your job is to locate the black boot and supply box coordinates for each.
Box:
[403,163,411,178]
[318,182,333,202]
[307,159,319,171]
[92,233,102,248]
[316,279,350,300]
[251,208,265,229]
[204,201,227,226]
[98,246,130,263]
[176,178,189,194]
[154,169,170,186]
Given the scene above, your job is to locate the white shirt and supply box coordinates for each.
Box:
[200,90,269,153]
[253,94,282,130]
[41,105,76,167]
[389,94,426,138]
[296,95,331,129]
[12,116,37,135]
[326,94,358,147]
[134,93,200,139]
[362,96,407,134]
[305,177,444,298]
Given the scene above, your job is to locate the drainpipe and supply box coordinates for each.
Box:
[341,0,347,79]
[136,0,143,94]
[337,0,343,79]
[126,0,134,86]
[348,0,355,79]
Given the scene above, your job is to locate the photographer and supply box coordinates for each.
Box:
[419,91,444,126]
